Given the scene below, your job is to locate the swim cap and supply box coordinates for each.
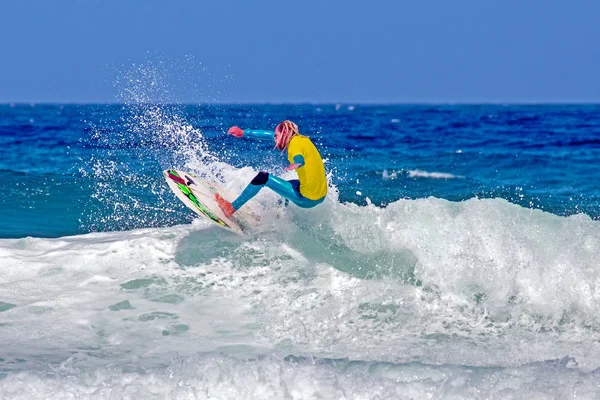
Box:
[274,120,299,151]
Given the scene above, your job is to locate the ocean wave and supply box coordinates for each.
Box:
[1,195,600,369]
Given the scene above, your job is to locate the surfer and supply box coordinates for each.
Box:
[215,120,327,217]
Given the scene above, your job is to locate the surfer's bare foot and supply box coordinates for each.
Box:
[215,194,235,218]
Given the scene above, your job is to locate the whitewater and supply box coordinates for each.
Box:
[2,191,600,398]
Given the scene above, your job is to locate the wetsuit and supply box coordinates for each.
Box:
[231,130,327,211]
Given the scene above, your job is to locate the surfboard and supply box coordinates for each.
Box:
[163,169,250,235]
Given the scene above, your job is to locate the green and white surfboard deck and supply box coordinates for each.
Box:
[163,169,253,235]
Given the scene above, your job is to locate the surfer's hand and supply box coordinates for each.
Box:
[285,163,301,171]
[228,126,244,138]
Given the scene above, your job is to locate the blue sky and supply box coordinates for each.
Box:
[1,0,599,103]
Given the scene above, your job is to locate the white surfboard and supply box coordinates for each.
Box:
[163,169,253,235]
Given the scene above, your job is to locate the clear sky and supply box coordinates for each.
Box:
[1,0,599,103]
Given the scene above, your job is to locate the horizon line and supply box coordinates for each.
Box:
[2,101,600,106]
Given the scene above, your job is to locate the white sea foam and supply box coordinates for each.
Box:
[0,354,597,399]
[408,169,464,179]
[1,196,600,376]
[2,188,600,396]
[382,169,397,179]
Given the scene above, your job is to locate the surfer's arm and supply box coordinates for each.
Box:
[244,130,275,141]
[285,155,305,171]
[227,126,274,141]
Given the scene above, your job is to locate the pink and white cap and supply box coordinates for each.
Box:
[274,120,299,151]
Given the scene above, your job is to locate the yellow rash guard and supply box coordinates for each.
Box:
[287,135,328,200]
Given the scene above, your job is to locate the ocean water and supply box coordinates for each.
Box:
[1,102,600,399]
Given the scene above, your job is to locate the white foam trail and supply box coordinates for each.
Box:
[408,169,464,179]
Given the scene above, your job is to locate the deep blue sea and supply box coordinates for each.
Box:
[2,103,600,238]
[1,102,600,398]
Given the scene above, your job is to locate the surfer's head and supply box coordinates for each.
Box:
[274,120,298,151]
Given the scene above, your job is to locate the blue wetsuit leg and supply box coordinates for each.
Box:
[231,173,324,210]
[265,176,324,208]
